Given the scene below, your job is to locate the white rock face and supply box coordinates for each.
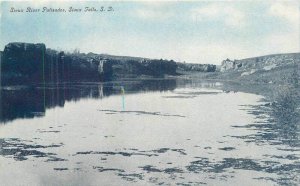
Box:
[220,59,235,72]
[98,60,105,74]
[241,69,256,76]
[263,64,277,71]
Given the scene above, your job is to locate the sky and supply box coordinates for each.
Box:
[0,0,299,65]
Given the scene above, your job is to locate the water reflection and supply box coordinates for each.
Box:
[0,79,177,123]
[236,85,300,148]
[0,138,64,161]
[1,79,298,185]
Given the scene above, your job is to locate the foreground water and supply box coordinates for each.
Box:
[0,79,299,185]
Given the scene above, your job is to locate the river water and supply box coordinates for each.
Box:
[0,79,299,185]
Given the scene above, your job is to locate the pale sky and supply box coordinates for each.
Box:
[1,0,299,65]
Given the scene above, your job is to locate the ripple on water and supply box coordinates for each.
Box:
[0,138,64,161]
[98,109,186,118]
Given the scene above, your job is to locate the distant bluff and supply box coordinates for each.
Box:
[221,53,300,72]
[220,53,300,84]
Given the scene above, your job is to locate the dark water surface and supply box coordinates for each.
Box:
[0,79,299,185]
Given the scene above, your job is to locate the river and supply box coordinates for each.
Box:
[0,78,299,185]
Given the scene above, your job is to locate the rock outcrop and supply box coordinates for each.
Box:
[219,53,300,84]
[220,59,236,72]
[220,53,300,73]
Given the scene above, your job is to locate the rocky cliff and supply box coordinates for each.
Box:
[2,43,46,84]
[219,53,300,84]
[1,43,114,84]
[85,53,177,78]
[221,53,300,72]
[1,42,178,85]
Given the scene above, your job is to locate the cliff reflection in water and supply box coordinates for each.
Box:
[0,79,177,123]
